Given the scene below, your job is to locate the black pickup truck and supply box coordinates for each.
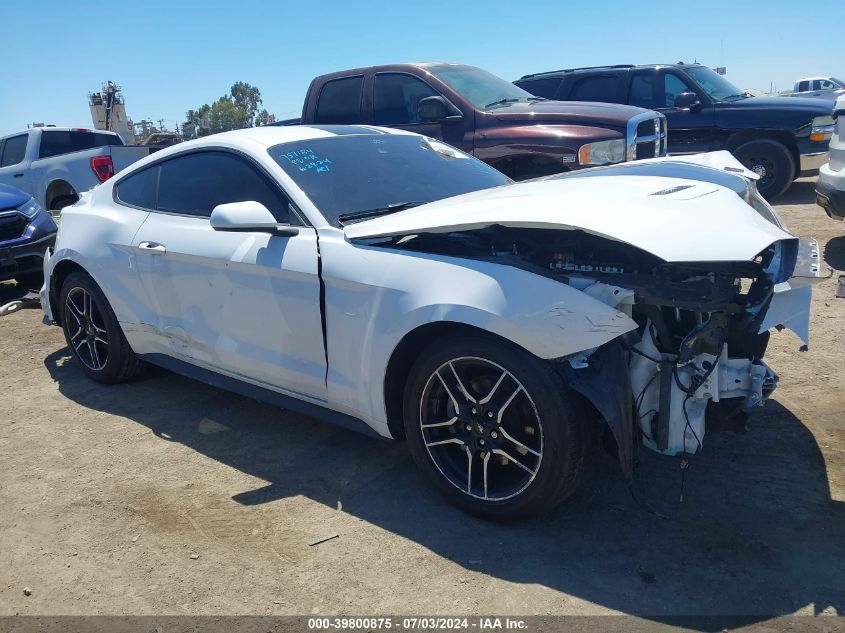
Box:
[516,63,836,198]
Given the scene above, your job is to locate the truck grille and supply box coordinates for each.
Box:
[626,112,667,161]
[0,212,27,242]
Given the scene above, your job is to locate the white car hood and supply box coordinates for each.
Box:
[344,174,795,263]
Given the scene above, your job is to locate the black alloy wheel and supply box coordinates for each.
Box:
[404,334,589,520]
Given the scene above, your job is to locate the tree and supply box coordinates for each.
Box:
[230,82,262,124]
[186,82,274,137]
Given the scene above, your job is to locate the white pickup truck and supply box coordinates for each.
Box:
[0,127,160,211]
[790,77,845,102]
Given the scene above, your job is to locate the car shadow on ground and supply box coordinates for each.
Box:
[44,349,845,623]
[774,180,817,206]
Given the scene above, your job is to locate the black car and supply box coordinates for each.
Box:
[516,63,836,198]
[0,184,57,288]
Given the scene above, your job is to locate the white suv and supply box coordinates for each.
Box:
[817,95,845,220]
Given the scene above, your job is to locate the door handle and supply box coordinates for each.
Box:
[139,241,167,253]
[13,173,24,178]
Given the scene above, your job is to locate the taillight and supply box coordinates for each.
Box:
[90,155,115,182]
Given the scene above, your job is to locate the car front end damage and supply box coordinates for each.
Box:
[556,234,820,479]
[346,151,818,480]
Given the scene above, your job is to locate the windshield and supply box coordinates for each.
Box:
[269,134,510,226]
[685,66,746,102]
[831,77,845,87]
[427,64,539,109]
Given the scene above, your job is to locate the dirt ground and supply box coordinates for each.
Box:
[0,178,843,620]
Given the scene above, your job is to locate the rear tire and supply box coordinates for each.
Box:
[403,334,588,520]
[733,139,795,200]
[59,271,145,384]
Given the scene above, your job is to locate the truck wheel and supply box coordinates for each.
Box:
[733,139,796,200]
[50,194,78,212]
[403,334,587,520]
[59,271,145,384]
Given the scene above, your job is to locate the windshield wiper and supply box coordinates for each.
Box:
[527,96,548,101]
[484,97,522,109]
[337,201,426,227]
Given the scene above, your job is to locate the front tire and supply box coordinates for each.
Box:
[403,334,587,520]
[59,271,144,384]
[733,139,795,200]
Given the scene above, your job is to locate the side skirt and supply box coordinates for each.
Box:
[138,353,387,441]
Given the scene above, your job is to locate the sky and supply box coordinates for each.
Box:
[1,0,842,136]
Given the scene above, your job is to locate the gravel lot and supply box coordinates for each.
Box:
[1,179,843,619]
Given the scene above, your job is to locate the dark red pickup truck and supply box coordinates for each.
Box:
[289,63,666,179]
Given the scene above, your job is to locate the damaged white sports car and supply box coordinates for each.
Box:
[41,126,818,519]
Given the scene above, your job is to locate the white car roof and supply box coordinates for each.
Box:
[130,124,416,166]
[188,125,410,148]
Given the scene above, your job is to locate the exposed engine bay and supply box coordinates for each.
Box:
[376,225,798,461]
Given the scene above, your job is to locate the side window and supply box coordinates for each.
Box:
[797,80,810,92]
[569,75,622,102]
[662,73,695,108]
[373,74,438,125]
[1,134,28,167]
[315,76,363,124]
[517,77,561,100]
[819,80,835,90]
[156,151,290,222]
[115,165,159,209]
[38,131,122,159]
[628,73,657,109]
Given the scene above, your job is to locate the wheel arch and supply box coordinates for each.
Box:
[725,131,800,180]
[48,259,88,326]
[45,179,79,211]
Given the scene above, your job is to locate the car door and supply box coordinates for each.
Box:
[372,72,468,151]
[0,134,33,194]
[630,70,714,154]
[131,149,328,402]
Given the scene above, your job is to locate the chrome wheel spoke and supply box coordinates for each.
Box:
[425,437,466,449]
[498,427,541,458]
[448,361,477,404]
[478,370,507,405]
[464,446,473,494]
[72,335,88,352]
[492,448,537,476]
[65,296,84,324]
[435,371,461,412]
[87,340,100,369]
[421,416,458,429]
[482,451,490,500]
[495,385,524,425]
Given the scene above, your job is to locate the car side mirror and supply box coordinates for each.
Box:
[418,96,463,124]
[210,201,299,237]
[674,92,702,112]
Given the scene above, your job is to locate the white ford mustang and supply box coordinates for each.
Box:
[40,125,817,519]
